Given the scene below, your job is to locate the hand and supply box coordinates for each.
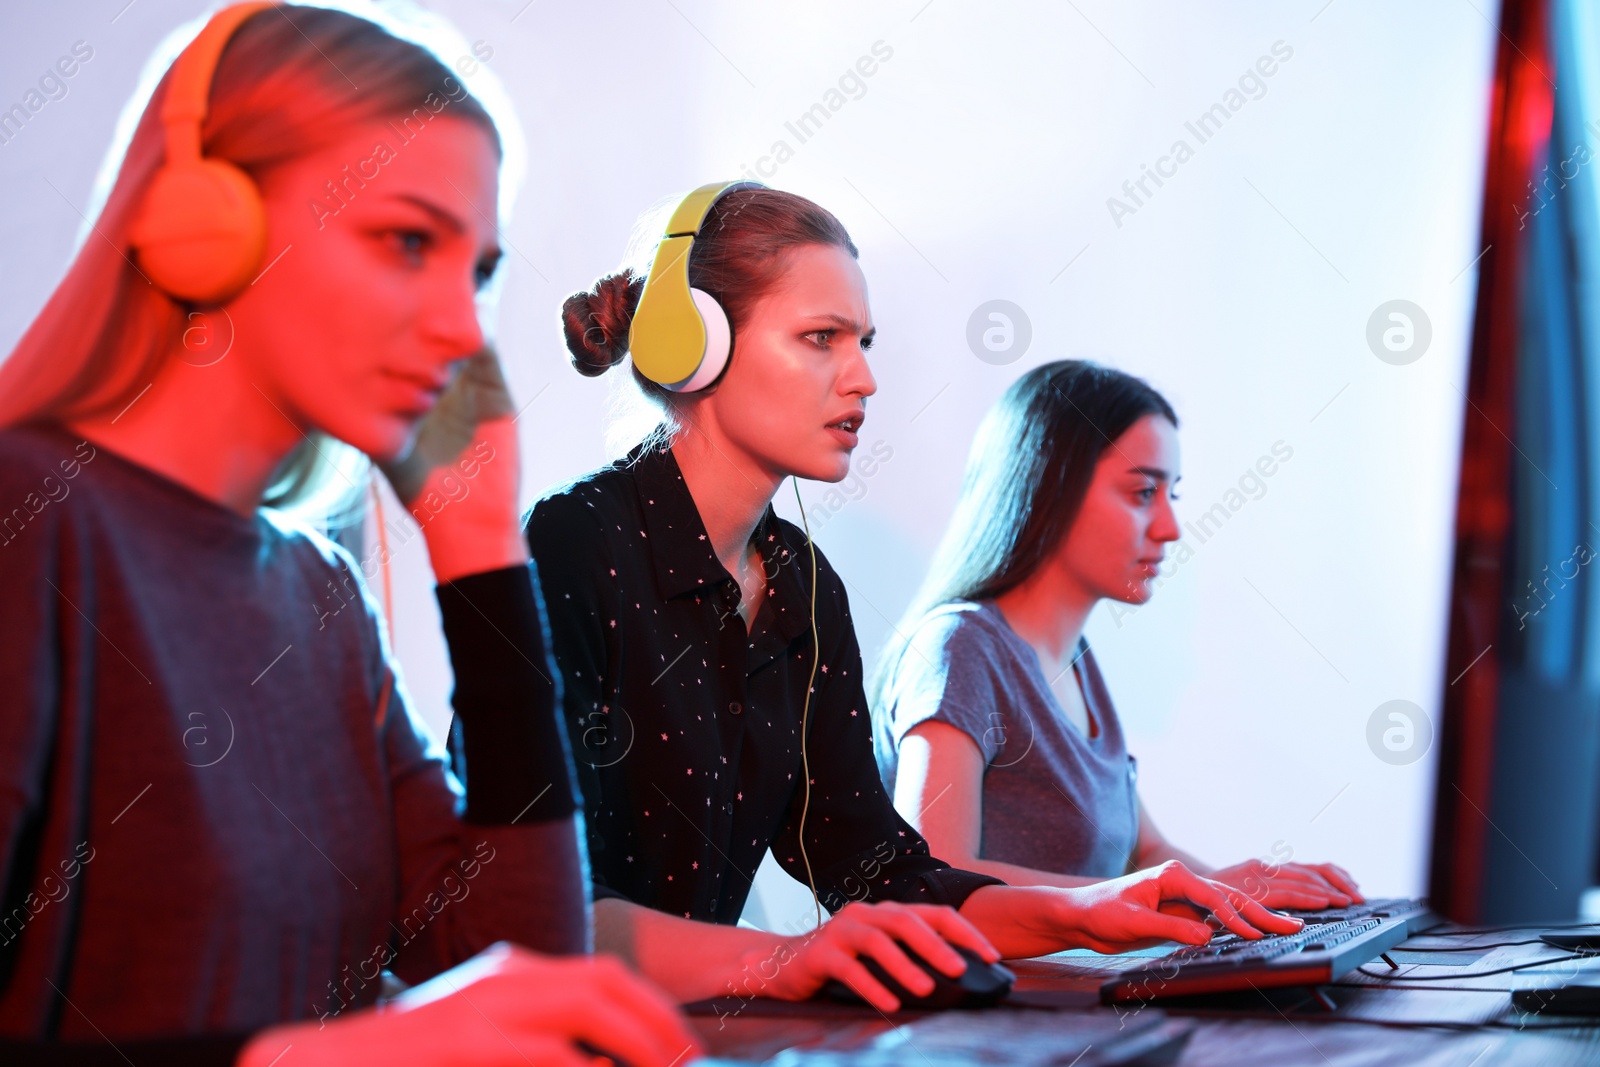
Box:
[739,901,1000,1014]
[237,943,701,1067]
[377,346,526,583]
[1044,861,1305,954]
[1209,859,1363,910]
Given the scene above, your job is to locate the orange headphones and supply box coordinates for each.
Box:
[130,2,275,304]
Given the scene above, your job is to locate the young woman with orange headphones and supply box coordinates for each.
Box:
[0,5,694,1065]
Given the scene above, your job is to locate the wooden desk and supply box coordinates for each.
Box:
[687,928,1600,1065]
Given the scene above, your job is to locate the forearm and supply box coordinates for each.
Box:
[593,898,799,1003]
[1134,839,1210,875]
[941,853,1101,890]
[956,884,1087,960]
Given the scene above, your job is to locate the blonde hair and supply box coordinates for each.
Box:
[0,2,524,527]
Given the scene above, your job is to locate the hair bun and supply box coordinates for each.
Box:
[561,270,643,377]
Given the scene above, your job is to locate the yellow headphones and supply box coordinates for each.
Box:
[628,180,763,392]
[130,2,275,304]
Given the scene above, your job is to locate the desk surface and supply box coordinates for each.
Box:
[688,926,1600,1065]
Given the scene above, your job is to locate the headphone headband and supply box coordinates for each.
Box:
[161,3,275,163]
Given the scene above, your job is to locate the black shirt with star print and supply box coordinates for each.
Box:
[525,441,1004,925]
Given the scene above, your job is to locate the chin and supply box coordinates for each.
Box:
[328,416,415,465]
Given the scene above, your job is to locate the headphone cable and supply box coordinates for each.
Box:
[792,477,823,933]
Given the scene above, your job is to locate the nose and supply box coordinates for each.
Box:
[422,271,485,366]
[1149,491,1181,544]
[842,337,877,401]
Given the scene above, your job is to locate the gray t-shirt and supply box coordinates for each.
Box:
[874,600,1139,878]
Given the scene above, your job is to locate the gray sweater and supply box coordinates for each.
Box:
[0,425,586,1058]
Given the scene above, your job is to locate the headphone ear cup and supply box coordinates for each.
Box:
[132,157,267,304]
[665,287,732,393]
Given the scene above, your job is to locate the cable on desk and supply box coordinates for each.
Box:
[1355,952,1590,982]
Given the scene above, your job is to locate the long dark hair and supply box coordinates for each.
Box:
[560,187,857,435]
[871,360,1177,701]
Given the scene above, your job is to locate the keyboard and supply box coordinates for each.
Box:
[1099,897,1432,1004]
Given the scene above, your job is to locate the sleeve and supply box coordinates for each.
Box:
[768,559,1006,914]
[881,610,1008,764]
[368,559,589,984]
[0,444,72,1029]
[522,491,629,906]
[0,1034,249,1065]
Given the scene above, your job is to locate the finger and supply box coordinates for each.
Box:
[509,960,699,1067]
[847,925,937,998]
[1165,871,1294,940]
[1121,910,1214,947]
[826,951,904,1013]
[904,904,1001,963]
[1273,865,1351,902]
[575,959,702,1065]
[1232,896,1305,936]
[1311,863,1364,901]
[1255,887,1336,910]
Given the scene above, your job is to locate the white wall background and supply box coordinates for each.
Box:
[0,1,1496,931]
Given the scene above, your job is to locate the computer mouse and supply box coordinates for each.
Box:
[1540,931,1600,952]
[820,941,1015,1011]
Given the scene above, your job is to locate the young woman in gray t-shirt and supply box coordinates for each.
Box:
[873,361,1362,909]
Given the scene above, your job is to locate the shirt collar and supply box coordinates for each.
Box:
[625,442,813,643]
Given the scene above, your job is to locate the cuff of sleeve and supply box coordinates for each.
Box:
[590,881,632,905]
[437,564,578,825]
[920,867,1009,910]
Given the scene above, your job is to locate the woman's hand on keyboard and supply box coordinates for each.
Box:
[957,861,1304,959]
[1210,859,1364,910]
[1056,861,1305,953]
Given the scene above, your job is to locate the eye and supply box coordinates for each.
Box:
[805,329,835,348]
[388,228,433,263]
[861,334,875,352]
[1135,485,1158,503]
[475,257,499,290]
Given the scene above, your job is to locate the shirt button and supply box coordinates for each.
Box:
[728,701,743,716]
[723,802,735,816]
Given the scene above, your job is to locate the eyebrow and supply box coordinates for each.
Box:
[805,312,876,340]
[390,193,467,236]
[1126,466,1179,482]
[390,192,504,270]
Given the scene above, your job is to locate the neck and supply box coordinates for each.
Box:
[65,345,303,517]
[669,416,782,573]
[992,562,1098,675]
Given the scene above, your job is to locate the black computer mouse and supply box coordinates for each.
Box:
[1541,931,1600,951]
[820,941,1016,1010]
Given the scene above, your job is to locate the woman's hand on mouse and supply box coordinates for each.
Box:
[1208,859,1363,910]
[236,943,701,1067]
[738,900,999,1014]
[377,344,528,584]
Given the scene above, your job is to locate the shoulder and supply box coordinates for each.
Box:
[904,601,1016,666]
[0,425,99,492]
[260,507,366,584]
[524,460,635,543]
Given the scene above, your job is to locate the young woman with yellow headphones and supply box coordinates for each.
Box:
[533,182,1305,1013]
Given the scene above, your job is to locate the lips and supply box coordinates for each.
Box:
[388,371,449,416]
[825,410,864,449]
